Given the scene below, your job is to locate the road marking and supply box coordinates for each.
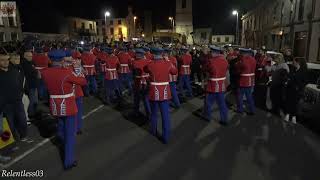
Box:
[1,104,105,169]
[82,105,104,119]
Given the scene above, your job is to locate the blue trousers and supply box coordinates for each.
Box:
[105,79,121,103]
[150,101,170,144]
[84,75,97,95]
[178,75,192,97]
[119,73,133,94]
[237,87,255,113]
[28,88,38,116]
[76,97,83,132]
[134,88,151,116]
[57,116,76,168]
[170,82,180,108]
[38,79,47,100]
[203,92,228,122]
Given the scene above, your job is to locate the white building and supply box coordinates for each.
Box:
[212,35,235,45]
[175,0,193,44]
[0,2,22,42]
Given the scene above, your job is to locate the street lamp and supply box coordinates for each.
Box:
[104,11,111,42]
[134,16,137,37]
[169,17,175,32]
[232,10,239,45]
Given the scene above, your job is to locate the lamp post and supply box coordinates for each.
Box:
[169,17,175,32]
[133,16,137,37]
[104,11,110,42]
[232,10,239,45]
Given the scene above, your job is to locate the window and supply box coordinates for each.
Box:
[73,21,77,29]
[8,17,16,27]
[298,0,305,21]
[0,32,4,42]
[102,28,106,36]
[118,20,121,25]
[118,27,122,34]
[89,24,93,30]
[97,29,99,35]
[110,20,113,25]
[0,17,3,26]
[110,28,114,35]
[225,36,230,42]
[11,32,18,41]
[81,22,85,29]
[182,0,186,8]
[217,37,221,43]
[201,32,206,39]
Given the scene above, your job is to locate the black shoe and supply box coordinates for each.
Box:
[247,112,255,116]
[64,161,78,170]
[77,131,83,135]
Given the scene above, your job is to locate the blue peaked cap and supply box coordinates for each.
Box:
[48,49,66,62]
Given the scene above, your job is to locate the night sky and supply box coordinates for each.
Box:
[17,0,260,34]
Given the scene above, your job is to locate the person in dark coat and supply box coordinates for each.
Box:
[284,57,308,124]
[21,49,39,118]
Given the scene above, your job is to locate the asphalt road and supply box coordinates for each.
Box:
[1,94,320,180]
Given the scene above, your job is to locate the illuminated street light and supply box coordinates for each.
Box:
[142,33,145,37]
[232,10,238,15]
[168,17,175,32]
[232,10,239,45]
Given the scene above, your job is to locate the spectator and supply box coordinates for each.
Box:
[0,53,12,163]
[2,53,33,144]
[284,57,308,124]
[21,49,39,118]
[265,54,290,117]
[191,48,202,85]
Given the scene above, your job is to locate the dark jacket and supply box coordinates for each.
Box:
[0,65,24,113]
[287,67,307,97]
[21,58,38,90]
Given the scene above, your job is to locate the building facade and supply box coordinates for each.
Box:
[193,28,212,44]
[96,18,128,42]
[60,17,97,42]
[175,0,193,44]
[241,0,320,63]
[212,35,235,45]
[0,2,22,42]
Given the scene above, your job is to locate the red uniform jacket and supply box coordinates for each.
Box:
[132,58,151,89]
[144,59,178,101]
[237,55,257,87]
[117,52,132,74]
[98,52,107,73]
[66,62,85,98]
[205,54,229,93]
[41,67,87,116]
[145,52,154,61]
[168,56,178,82]
[81,52,97,76]
[128,50,136,59]
[255,54,270,81]
[178,54,192,75]
[33,54,50,77]
[92,47,100,56]
[105,54,120,80]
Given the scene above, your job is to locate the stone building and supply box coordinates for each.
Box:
[60,17,97,42]
[193,28,212,44]
[96,18,128,42]
[241,0,320,63]
[0,2,22,42]
[175,0,193,44]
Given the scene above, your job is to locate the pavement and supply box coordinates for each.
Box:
[1,90,320,180]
